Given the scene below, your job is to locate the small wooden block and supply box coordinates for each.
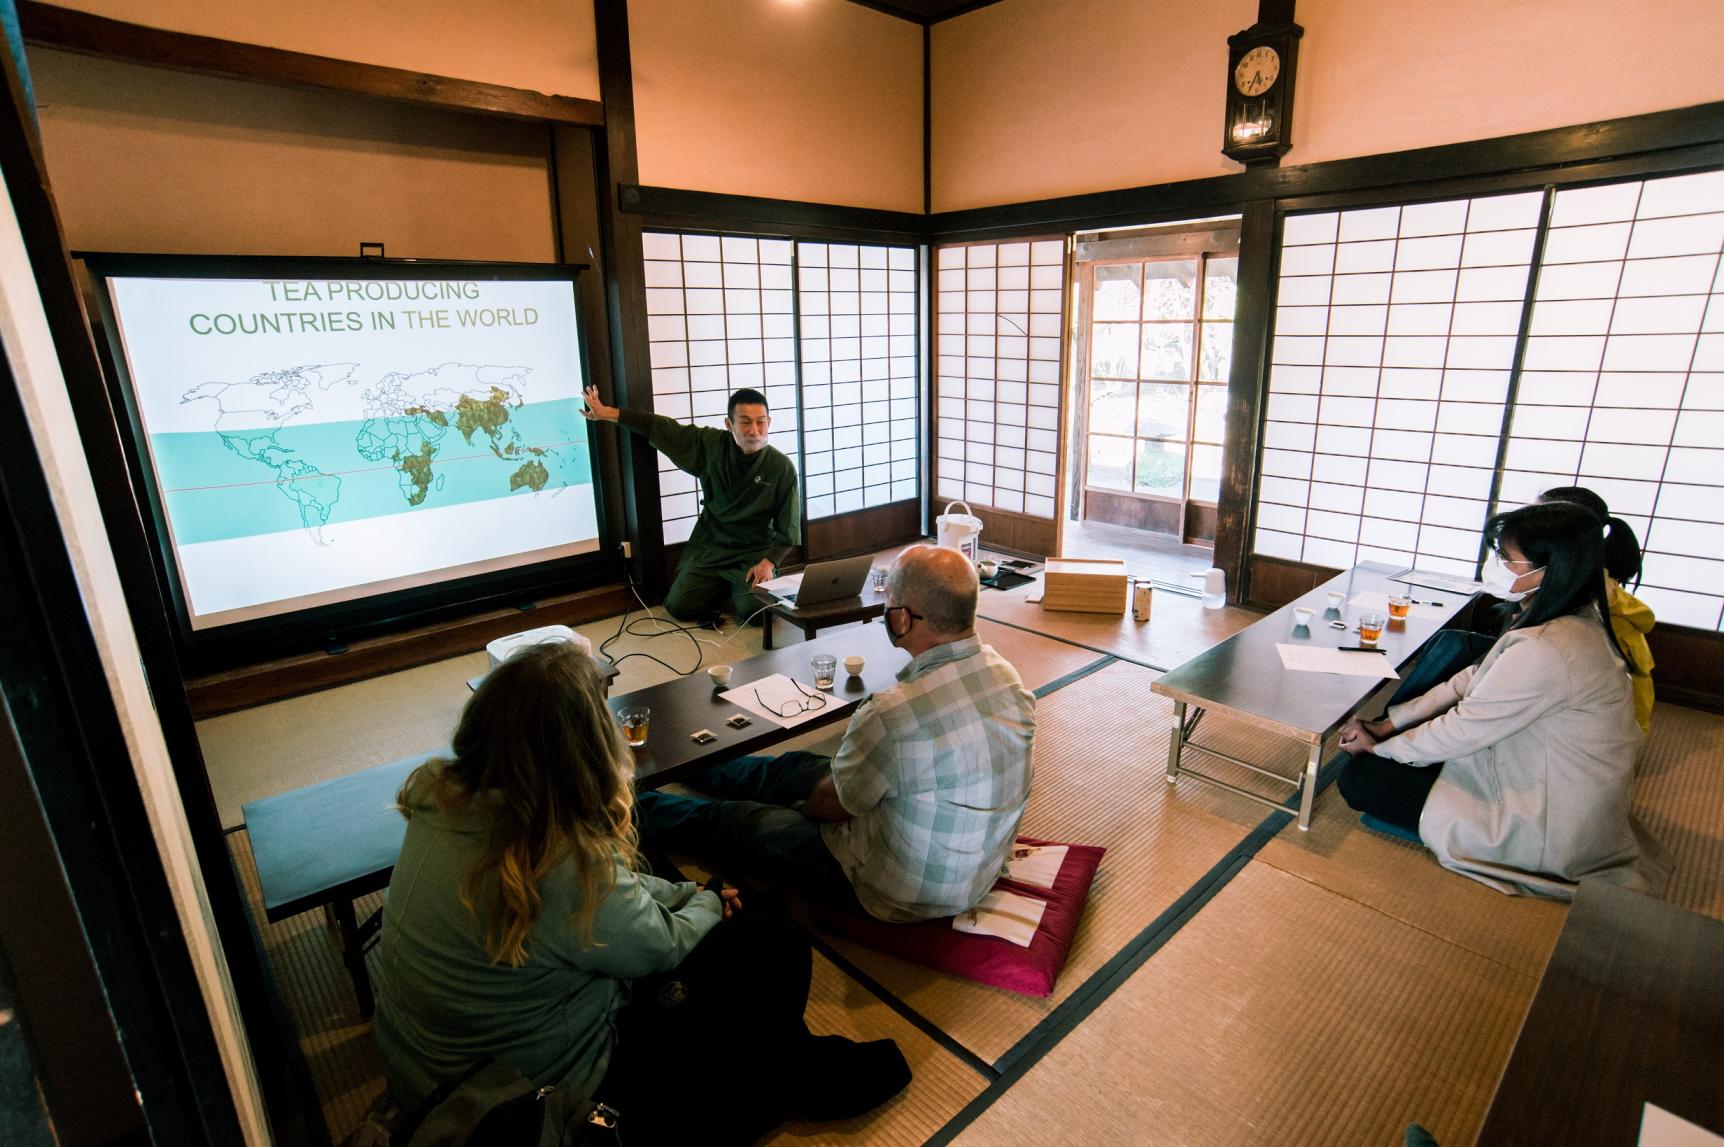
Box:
[1042,557,1129,615]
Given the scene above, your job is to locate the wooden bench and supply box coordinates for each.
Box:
[242,750,437,1017]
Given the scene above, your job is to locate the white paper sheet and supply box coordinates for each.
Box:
[718,672,836,729]
[953,889,1047,948]
[1276,643,1401,679]
[755,571,804,597]
[1003,843,1068,890]
[1386,567,1485,596]
[1346,590,1448,622]
[1640,1103,1724,1146]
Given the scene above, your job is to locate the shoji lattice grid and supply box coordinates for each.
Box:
[1499,169,1724,630]
[934,239,1066,517]
[1255,192,1542,576]
[641,232,797,544]
[796,243,920,519]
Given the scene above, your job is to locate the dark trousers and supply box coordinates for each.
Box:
[663,564,764,625]
[1336,628,1495,832]
[635,752,861,912]
[600,914,812,1145]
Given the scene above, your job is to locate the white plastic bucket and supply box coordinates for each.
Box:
[936,500,983,564]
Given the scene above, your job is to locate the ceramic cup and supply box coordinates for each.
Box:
[978,559,999,579]
[1325,590,1346,613]
[707,665,732,687]
[844,654,866,676]
[1293,606,1315,628]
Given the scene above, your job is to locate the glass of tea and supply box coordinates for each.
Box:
[619,706,651,747]
[810,654,837,691]
[1357,613,1386,647]
[1387,594,1411,620]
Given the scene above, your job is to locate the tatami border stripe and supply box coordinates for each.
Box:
[979,611,1173,674]
[806,932,1001,1082]
[1032,655,1117,699]
[926,751,1350,1144]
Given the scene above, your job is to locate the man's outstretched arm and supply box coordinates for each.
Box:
[582,385,711,473]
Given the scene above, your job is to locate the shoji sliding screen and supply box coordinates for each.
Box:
[933,239,1067,544]
[640,231,921,545]
[796,242,920,520]
[1499,171,1724,629]
[1252,166,1724,631]
[1256,191,1541,577]
[641,232,798,544]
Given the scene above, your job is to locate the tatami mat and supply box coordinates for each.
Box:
[954,861,1538,1147]
[977,577,1259,671]
[1631,702,1724,922]
[766,954,989,1147]
[230,829,385,1141]
[202,655,480,829]
[1258,790,1569,978]
[817,661,1306,1065]
[974,618,1111,692]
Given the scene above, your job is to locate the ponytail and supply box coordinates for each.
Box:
[1539,485,1643,587]
[1602,515,1643,587]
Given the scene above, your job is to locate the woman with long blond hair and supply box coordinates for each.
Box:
[374,641,908,1143]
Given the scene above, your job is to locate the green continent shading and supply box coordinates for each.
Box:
[274,459,341,536]
[357,373,554,509]
[454,386,546,464]
[356,409,449,508]
[509,459,549,492]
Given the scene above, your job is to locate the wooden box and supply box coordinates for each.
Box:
[1042,557,1129,615]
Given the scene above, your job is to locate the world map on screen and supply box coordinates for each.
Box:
[168,361,589,548]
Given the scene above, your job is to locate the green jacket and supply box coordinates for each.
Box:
[373,767,722,1111]
[619,409,800,570]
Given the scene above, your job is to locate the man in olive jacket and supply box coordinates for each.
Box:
[583,385,800,623]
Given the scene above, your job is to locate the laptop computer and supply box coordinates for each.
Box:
[754,553,875,609]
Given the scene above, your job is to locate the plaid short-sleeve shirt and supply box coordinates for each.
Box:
[821,636,1035,922]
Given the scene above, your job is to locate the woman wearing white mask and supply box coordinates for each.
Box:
[1335,501,1666,899]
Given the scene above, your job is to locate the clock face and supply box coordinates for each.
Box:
[1234,45,1280,97]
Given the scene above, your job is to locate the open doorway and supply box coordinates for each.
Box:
[1058,219,1240,585]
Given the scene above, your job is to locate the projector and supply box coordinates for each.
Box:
[485,624,592,671]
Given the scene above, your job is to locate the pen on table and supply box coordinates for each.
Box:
[1334,646,1388,654]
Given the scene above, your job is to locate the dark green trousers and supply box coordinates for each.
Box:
[663,564,762,624]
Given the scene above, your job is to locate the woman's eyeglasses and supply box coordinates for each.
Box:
[756,679,828,718]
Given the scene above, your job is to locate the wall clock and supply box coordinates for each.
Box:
[1222,22,1303,166]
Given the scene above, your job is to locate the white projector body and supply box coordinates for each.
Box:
[485,624,592,671]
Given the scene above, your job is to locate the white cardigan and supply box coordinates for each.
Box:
[1376,612,1669,899]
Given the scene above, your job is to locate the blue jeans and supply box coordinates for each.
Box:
[636,752,861,911]
[1337,628,1496,831]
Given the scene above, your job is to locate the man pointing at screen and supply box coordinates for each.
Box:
[583,385,800,625]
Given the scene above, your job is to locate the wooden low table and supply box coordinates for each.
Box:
[1477,879,1724,1144]
[615,621,904,786]
[243,628,905,1015]
[1151,561,1475,830]
[761,582,887,649]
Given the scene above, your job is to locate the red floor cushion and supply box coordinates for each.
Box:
[817,837,1105,998]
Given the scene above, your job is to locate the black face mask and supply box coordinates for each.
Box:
[883,605,922,648]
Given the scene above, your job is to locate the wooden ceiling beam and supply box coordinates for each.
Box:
[17,1,604,127]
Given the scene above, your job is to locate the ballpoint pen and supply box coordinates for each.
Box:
[1335,646,1388,653]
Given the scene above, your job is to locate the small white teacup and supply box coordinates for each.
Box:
[1293,606,1315,628]
[707,664,732,687]
[978,559,999,579]
[1325,591,1346,612]
[843,654,866,677]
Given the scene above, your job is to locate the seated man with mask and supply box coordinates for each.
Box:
[583,385,799,625]
[635,544,1036,922]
